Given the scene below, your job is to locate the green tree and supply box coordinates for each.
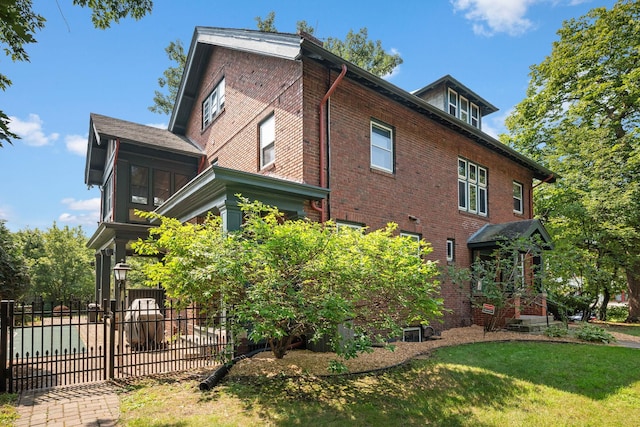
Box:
[133,198,442,366]
[0,221,30,300]
[150,12,403,115]
[504,0,640,321]
[16,224,95,302]
[148,40,186,116]
[0,0,152,146]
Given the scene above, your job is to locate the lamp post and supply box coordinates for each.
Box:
[113,260,131,312]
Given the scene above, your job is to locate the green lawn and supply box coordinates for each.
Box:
[117,342,640,426]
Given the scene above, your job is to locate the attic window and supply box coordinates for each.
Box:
[448,88,480,129]
[202,77,225,129]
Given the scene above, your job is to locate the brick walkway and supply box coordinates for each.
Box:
[14,382,119,427]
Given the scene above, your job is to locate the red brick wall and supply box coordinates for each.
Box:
[302,62,536,329]
[184,50,539,331]
[185,47,306,182]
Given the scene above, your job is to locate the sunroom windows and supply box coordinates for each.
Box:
[458,158,487,216]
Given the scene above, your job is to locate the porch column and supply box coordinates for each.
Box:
[220,201,242,232]
[99,249,112,305]
[94,252,102,302]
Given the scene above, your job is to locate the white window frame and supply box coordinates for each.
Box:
[471,103,480,128]
[401,232,422,256]
[260,114,275,168]
[446,239,455,262]
[202,77,225,129]
[458,158,487,216]
[336,221,364,231]
[448,88,458,117]
[513,181,524,214]
[459,96,469,123]
[403,327,422,342]
[370,121,394,173]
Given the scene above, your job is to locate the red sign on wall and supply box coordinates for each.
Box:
[482,304,495,315]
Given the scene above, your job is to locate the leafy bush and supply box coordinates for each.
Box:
[544,325,569,338]
[606,305,629,322]
[574,324,616,344]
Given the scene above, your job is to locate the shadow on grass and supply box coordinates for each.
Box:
[208,342,640,426]
[210,360,527,426]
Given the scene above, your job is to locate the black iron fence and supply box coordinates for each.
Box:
[1,298,236,393]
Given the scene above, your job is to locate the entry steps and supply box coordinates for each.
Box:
[505,315,563,333]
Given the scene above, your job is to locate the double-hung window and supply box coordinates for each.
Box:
[459,96,469,123]
[401,232,422,257]
[448,88,458,117]
[446,239,455,262]
[458,158,487,216]
[260,114,275,168]
[370,121,394,172]
[471,104,480,127]
[202,77,225,129]
[513,181,524,214]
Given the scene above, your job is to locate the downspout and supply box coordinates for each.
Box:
[197,155,207,174]
[311,64,348,223]
[529,174,555,218]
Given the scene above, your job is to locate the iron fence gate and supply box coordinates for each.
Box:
[1,298,234,393]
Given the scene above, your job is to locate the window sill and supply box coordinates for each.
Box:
[369,167,395,178]
[201,108,226,133]
[260,162,276,173]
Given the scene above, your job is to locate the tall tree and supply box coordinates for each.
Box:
[149,12,403,115]
[17,224,95,302]
[133,199,442,368]
[0,0,153,146]
[504,0,640,321]
[0,221,30,300]
[148,40,186,116]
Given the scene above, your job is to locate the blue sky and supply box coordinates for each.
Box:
[0,0,616,235]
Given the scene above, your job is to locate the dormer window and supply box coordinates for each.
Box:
[448,88,480,129]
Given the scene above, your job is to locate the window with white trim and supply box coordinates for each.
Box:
[458,158,487,216]
[202,77,225,129]
[446,239,455,262]
[513,181,523,214]
[370,121,394,172]
[460,96,469,123]
[336,221,364,231]
[401,232,422,256]
[447,88,481,129]
[403,327,422,342]
[260,114,275,168]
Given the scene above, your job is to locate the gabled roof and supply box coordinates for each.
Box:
[169,27,556,183]
[467,219,553,250]
[85,113,203,186]
[412,74,499,116]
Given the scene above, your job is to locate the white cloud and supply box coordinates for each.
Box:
[451,0,537,36]
[61,197,101,211]
[59,197,101,228]
[65,134,88,156]
[8,114,60,147]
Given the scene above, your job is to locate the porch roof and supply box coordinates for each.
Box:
[467,219,553,250]
[153,165,329,224]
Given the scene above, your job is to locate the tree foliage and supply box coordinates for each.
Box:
[133,198,442,364]
[0,221,30,300]
[150,12,403,115]
[0,0,152,146]
[16,224,95,302]
[148,40,186,116]
[503,0,640,321]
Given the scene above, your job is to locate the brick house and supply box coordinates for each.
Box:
[84,27,555,334]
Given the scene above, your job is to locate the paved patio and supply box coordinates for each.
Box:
[15,382,119,427]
